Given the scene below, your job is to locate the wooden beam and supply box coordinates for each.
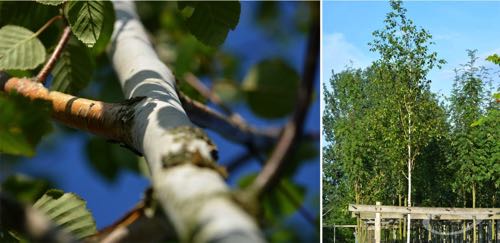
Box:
[356,212,499,220]
[349,204,500,220]
[323,225,357,228]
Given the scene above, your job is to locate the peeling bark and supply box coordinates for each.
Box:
[2,77,136,146]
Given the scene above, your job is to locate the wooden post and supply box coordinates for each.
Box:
[463,221,466,241]
[333,225,336,243]
[492,219,495,241]
[375,201,381,243]
[403,198,407,239]
[473,216,477,243]
[428,220,431,241]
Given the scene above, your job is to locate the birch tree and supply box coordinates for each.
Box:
[367,0,445,241]
[0,1,319,242]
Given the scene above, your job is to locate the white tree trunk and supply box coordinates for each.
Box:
[406,168,411,243]
[406,109,412,243]
[108,1,264,242]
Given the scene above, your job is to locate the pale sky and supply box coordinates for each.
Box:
[322,1,500,96]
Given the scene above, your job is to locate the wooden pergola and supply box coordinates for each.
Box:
[349,202,500,243]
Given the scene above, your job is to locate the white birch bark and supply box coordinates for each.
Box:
[108,1,264,242]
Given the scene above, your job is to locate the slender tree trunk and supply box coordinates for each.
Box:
[403,197,407,239]
[107,2,263,242]
[406,108,412,243]
[399,194,402,240]
[355,181,361,242]
[473,183,477,243]
[407,157,412,243]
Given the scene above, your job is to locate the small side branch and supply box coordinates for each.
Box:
[250,1,320,196]
[179,92,278,148]
[89,191,177,243]
[37,26,72,84]
[34,15,62,36]
[183,73,245,124]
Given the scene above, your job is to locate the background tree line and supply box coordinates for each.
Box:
[322,1,499,240]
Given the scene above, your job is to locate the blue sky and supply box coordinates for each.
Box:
[323,1,500,96]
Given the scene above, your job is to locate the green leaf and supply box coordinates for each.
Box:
[33,189,97,239]
[0,2,58,31]
[0,25,46,70]
[174,36,213,77]
[50,37,95,94]
[4,69,32,78]
[90,0,115,55]
[283,140,319,176]
[35,0,64,6]
[86,137,139,182]
[64,1,109,48]
[242,59,300,118]
[179,1,240,46]
[1,174,52,204]
[255,1,279,25]
[238,175,305,221]
[486,54,500,65]
[263,179,306,219]
[0,93,52,157]
[267,225,304,243]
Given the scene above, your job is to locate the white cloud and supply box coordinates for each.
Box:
[322,33,372,82]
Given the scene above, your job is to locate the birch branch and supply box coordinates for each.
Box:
[0,71,275,154]
[107,2,264,242]
[1,76,138,148]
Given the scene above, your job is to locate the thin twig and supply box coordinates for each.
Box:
[35,15,63,36]
[37,26,72,84]
[178,92,278,148]
[322,206,335,217]
[250,1,320,197]
[90,189,177,243]
[183,72,246,125]
[184,73,228,114]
